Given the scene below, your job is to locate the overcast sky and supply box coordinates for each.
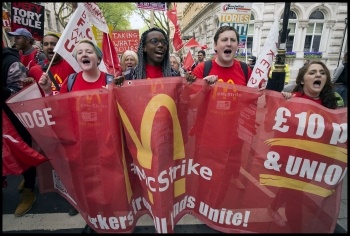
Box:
[130,12,145,29]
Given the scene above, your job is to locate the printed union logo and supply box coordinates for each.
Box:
[216,101,231,110]
[82,112,97,121]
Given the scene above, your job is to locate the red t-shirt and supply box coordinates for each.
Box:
[192,59,252,85]
[146,64,163,79]
[20,48,45,70]
[293,91,322,105]
[20,50,37,70]
[60,71,108,93]
[29,59,75,96]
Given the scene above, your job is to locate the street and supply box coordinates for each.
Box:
[2,174,221,233]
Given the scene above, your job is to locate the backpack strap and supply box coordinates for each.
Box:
[67,73,77,92]
[68,73,114,92]
[203,60,248,82]
[203,60,212,77]
[41,65,60,91]
[239,61,249,82]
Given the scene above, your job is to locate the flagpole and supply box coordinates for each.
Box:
[45,52,57,73]
[106,32,116,76]
[266,2,291,92]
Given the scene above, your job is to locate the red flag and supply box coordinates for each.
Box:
[184,37,201,48]
[2,112,47,176]
[166,3,184,51]
[102,32,122,77]
[183,51,195,71]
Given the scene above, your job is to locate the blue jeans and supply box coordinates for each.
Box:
[334,84,347,107]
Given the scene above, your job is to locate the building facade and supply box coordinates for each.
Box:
[172,2,348,81]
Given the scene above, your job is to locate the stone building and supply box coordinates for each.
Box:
[172,2,348,81]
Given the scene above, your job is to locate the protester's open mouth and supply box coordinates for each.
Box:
[154,50,164,59]
[82,58,90,64]
[313,80,322,88]
[224,49,232,54]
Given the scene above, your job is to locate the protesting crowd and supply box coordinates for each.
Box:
[2,2,347,234]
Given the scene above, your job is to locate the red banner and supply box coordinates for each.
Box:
[166,3,184,51]
[2,112,47,176]
[111,30,139,57]
[6,79,347,233]
[102,32,122,77]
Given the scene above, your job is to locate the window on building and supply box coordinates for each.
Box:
[246,14,254,54]
[280,10,297,52]
[304,10,324,52]
[46,10,52,29]
[56,16,60,31]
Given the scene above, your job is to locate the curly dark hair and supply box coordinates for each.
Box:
[292,61,337,109]
[135,27,172,79]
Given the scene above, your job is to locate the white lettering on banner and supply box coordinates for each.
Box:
[169,195,196,230]
[199,202,250,227]
[112,32,139,39]
[272,107,347,145]
[88,212,134,230]
[130,159,212,193]
[330,122,348,145]
[14,108,55,128]
[86,194,251,233]
[12,7,42,29]
[264,152,347,185]
[115,45,138,53]
[114,40,138,46]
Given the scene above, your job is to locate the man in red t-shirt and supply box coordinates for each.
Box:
[192,28,251,84]
[8,28,46,70]
[29,34,75,96]
[189,26,255,199]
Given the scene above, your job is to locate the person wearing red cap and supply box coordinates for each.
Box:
[7,28,46,70]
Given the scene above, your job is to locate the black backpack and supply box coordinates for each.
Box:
[67,73,114,92]
[203,60,249,82]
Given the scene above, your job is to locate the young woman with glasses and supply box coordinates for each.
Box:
[114,27,179,85]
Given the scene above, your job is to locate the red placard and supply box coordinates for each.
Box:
[110,30,140,57]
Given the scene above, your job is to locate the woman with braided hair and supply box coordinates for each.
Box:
[114,27,179,85]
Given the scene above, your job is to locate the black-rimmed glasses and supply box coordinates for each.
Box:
[146,38,168,46]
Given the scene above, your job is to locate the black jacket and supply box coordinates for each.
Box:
[2,47,21,99]
[2,47,32,145]
[335,62,348,86]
